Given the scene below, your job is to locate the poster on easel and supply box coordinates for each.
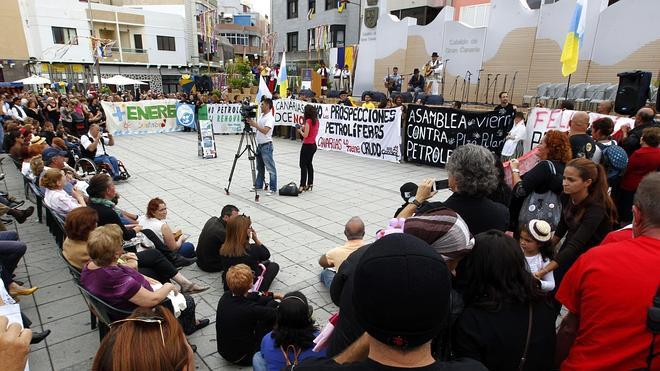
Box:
[197,105,217,159]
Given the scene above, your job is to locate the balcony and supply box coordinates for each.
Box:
[230,45,262,56]
[101,48,149,64]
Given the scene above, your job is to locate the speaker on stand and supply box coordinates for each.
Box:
[614,70,652,115]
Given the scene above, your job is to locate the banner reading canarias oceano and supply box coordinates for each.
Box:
[101,99,183,135]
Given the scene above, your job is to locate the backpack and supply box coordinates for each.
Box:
[518,161,563,230]
[597,142,628,186]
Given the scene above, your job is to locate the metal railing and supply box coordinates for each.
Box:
[109,47,146,54]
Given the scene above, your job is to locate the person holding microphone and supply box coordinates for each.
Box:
[297,105,319,193]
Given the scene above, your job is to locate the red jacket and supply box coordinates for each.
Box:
[620,146,660,191]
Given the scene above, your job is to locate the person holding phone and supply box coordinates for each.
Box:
[296,105,319,193]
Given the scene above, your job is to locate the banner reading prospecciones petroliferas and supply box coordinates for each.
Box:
[101,99,182,135]
[273,99,402,163]
[207,103,244,134]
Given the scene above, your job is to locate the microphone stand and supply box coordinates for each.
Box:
[484,74,492,104]
[491,74,500,105]
[441,59,449,97]
[464,70,472,103]
[460,73,466,103]
[450,76,459,102]
[510,71,518,104]
[502,74,508,98]
[474,69,483,105]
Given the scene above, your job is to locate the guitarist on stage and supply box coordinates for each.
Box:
[423,51,443,95]
[383,67,403,97]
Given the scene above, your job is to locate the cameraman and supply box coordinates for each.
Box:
[247,98,277,195]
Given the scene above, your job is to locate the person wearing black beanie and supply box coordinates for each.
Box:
[289,234,486,370]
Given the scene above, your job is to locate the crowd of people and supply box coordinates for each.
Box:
[0,83,658,371]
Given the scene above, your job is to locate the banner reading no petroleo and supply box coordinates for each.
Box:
[405,105,513,167]
[176,103,197,128]
[101,99,182,136]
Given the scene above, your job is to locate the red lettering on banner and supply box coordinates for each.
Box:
[547,109,563,129]
[317,137,343,150]
[346,145,360,153]
[533,111,549,128]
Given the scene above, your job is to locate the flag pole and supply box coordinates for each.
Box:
[565,73,572,99]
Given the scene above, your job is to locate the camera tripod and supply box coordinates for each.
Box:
[224,124,260,202]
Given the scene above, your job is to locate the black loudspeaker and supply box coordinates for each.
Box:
[361,91,386,102]
[615,71,652,115]
[426,94,445,106]
[327,90,341,98]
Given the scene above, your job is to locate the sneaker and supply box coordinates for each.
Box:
[265,190,276,196]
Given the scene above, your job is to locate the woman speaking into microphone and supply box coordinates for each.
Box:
[297,105,319,193]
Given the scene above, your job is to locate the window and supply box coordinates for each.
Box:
[330,25,345,47]
[459,4,490,27]
[308,0,316,19]
[133,34,143,51]
[287,32,298,52]
[52,27,78,45]
[326,0,337,10]
[307,28,316,49]
[157,35,176,51]
[221,33,249,46]
[251,36,261,47]
[287,0,298,18]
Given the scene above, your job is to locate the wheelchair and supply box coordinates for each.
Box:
[73,150,131,180]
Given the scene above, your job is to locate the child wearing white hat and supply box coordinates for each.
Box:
[519,219,555,292]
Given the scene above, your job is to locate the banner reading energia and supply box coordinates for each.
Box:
[273,99,402,162]
[101,99,182,135]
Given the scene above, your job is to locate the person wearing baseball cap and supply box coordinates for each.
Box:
[291,234,486,370]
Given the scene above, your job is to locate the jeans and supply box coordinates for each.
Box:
[256,142,277,191]
[300,143,317,187]
[0,231,26,288]
[320,268,336,289]
[179,242,196,258]
[95,154,120,179]
[252,351,268,371]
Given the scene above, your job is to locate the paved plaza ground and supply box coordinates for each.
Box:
[5,131,450,370]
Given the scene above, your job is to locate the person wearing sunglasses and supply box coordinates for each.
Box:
[93,306,194,370]
[81,225,210,335]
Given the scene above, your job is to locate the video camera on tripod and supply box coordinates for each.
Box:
[240,100,258,130]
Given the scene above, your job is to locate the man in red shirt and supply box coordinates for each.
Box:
[556,172,660,370]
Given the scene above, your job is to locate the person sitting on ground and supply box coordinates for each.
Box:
[138,198,196,259]
[80,123,125,181]
[216,264,280,366]
[41,168,85,217]
[554,172,660,370]
[617,127,660,224]
[220,215,279,292]
[294,234,487,370]
[568,111,596,160]
[254,291,326,371]
[453,230,557,370]
[196,204,239,272]
[596,100,613,115]
[318,217,365,289]
[80,225,210,335]
[63,207,208,293]
[337,91,353,107]
[400,144,509,235]
[92,305,195,370]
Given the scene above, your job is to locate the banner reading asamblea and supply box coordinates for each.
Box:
[406,105,514,167]
[101,99,182,135]
[273,99,402,163]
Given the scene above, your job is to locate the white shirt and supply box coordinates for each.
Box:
[501,122,527,156]
[80,131,109,157]
[317,67,329,77]
[341,69,351,79]
[21,161,34,181]
[255,111,275,145]
[333,68,342,78]
[44,188,80,217]
[138,215,165,242]
[10,105,26,121]
[525,253,555,292]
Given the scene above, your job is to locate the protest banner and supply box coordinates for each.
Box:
[523,108,635,152]
[502,147,540,188]
[197,105,217,159]
[273,98,402,162]
[176,102,196,128]
[207,103,244,134]
[405,105,514,167]
[101,99,181,135]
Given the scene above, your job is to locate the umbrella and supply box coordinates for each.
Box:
[14,75,51,85]
[104,75,146,86]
